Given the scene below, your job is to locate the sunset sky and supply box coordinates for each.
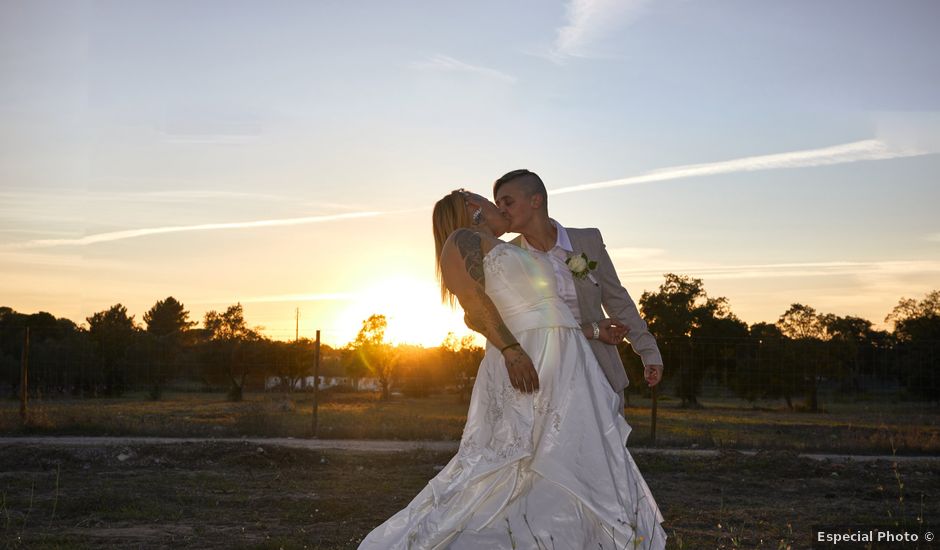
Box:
[2,0,938,347]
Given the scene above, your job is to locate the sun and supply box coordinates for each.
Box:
[336,276,480,348]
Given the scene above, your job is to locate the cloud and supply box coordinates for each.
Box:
[0,189,365,208]
[3,211,383,250]
[189,293,356,305]
[0,251,131,270]
[615,259,940,282]
[411,54,516,83]
[928,233,940,242]
[551,0,651,62]
[549,139,933,195]
[606,246,666,260]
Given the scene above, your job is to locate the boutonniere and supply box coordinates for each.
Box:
[566,253,599,285]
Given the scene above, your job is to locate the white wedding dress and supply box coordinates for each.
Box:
[359,243,666,549]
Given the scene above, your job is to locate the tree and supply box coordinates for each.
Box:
[86,304,139,396]
[269,338,315,392]
[777,304,826,340]
[639,274,709,339]
[201,303,263,401]
[821,314,889,392]
[886,290,940,342]
[143,297,197,399]
[0,308,82,397]
[731,322,796,405]
[341,347,370,391]
[349,314,398,400]
[441,332,483,403]
[398,344,439,398]
[885,290,940,399]
[776,304,828,412]
[639,274,735,407]
[693,308,749,394]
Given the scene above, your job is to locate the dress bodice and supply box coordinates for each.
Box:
[483,242,580,334]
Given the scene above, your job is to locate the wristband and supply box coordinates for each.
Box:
[500,343,520,353]
[591,322,600,340]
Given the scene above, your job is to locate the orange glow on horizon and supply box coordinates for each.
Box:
[333,276,481,348]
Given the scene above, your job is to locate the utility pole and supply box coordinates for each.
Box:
[20,327,29,423]
[311,329,321,438]
[295,307,299,341]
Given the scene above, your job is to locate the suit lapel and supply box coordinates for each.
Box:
[566,230,594,323]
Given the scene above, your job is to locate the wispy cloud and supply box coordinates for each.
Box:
[549,139,932,195]
[606,247,666,260]
[550,0,651,62]
[615,259,940,282]
[4,211,382,250]
[189,293,356,305]
[0,251,131,270]
[0,189,365,208]
[411,54,517,83]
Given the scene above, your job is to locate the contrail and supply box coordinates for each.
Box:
[549,139,931,195]
[5,211,382,249]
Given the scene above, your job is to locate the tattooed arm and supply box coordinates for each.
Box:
[441,229,540,393]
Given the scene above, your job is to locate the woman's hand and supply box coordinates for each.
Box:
[502,345,539,393]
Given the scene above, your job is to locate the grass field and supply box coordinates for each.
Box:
[3,391,939,455]
[0,441,936,549]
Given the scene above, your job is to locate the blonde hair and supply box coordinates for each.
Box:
[432,190,472,307]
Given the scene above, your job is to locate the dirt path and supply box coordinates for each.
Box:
[2,435,938,462]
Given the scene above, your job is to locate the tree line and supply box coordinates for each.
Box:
[626,275,939,409]
[1,275,937,408]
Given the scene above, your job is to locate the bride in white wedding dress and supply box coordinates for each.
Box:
[358,190,666,549]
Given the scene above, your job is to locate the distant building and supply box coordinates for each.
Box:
[264,376,382,391]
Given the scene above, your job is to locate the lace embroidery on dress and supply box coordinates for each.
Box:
[482,243,511,278]
[458,381,529,464]
[533,395,562,432]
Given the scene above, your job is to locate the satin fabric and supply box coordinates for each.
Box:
[358,243,666,549]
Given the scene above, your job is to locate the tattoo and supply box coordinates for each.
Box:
[454,229,484,284]
[504,347,525,369]
[463,286,517,348]
[452,229,518,349]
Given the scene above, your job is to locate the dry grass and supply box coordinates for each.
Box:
[2,391,939,454]
[0,442,936,549]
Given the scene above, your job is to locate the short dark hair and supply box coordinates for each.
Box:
[493,169,547,207]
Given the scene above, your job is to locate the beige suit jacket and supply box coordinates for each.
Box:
[511,227,662,392]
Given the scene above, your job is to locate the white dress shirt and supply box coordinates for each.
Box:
[520,219,582,324]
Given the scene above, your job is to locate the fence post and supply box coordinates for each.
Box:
[311,329,320,438]
[650,384,658,447]
[20,327,29,423]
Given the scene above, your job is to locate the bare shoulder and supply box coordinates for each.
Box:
[441,229,502,262]
[440,229,503,286]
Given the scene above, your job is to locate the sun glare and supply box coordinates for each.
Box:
[336,276,480,348]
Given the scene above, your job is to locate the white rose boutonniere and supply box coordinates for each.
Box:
[566,253,598,285]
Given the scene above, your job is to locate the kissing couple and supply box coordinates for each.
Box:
[360,169,667,549]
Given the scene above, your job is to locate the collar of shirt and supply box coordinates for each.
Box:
[521,219,573,256]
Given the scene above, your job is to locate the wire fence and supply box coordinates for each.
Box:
[622,336,938,407]
[4,337,938,407]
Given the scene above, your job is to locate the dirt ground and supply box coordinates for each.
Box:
[0,441,937,549]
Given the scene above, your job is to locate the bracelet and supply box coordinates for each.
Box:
[591,322,600,340]
[500,343,520,353]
